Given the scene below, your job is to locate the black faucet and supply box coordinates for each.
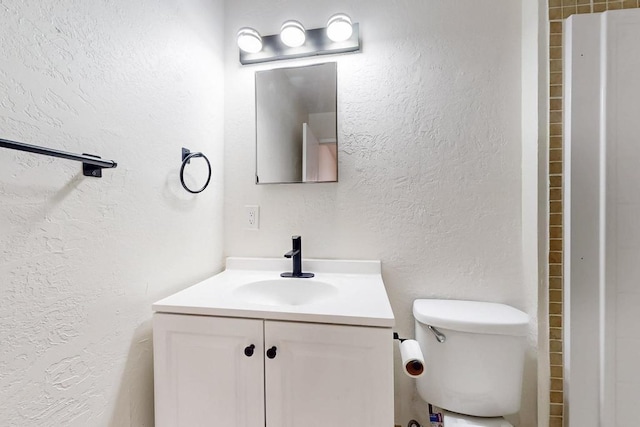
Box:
[281,235,314,278]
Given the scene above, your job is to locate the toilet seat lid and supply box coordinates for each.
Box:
[443,411,513,427]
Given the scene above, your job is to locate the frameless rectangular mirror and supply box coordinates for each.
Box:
[255,62,337,184]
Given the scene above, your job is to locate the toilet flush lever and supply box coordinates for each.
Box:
[427,325,446,343]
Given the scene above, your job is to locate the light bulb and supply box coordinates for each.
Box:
[280,20,306,47]
[237,27,262,53]
[327,13,353,42]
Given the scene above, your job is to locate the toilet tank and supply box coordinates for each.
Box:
[413,299,529,417]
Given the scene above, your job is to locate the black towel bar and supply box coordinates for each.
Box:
[0,138,117,178]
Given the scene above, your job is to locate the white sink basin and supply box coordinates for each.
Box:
[233,279,339,306]
[152,257,395,327]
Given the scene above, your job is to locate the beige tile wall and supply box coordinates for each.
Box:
[547,1,640,426]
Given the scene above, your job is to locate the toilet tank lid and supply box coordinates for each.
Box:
[413,299,529,336]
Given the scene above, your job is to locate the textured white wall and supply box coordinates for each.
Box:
[224,0,537,425]
[0,0,225,425]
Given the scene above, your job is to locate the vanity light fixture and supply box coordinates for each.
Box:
[326,13,353,42]
[237,27,263,53]
[237,13,360,65]
[280,20,306,48]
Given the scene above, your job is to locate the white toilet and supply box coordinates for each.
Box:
[413,299,529,427]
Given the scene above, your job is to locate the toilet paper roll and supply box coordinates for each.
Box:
[399,339,425,378]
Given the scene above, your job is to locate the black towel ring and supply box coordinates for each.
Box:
[180,148,211,194]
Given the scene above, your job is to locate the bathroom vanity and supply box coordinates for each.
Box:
[152,258,395,427]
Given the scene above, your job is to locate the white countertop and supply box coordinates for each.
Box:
[152,257,395,327]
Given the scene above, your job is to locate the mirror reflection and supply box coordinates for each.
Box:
[255,62,337,184]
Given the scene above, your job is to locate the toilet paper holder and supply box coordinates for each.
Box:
[393,332,406,342]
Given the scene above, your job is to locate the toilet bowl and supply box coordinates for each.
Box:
[442,410,512,427]
[413,299,529,425]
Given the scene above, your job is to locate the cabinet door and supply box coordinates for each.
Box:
[264,321,393,427]
[153,314,264,427]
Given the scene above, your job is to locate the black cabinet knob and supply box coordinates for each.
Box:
[266,346,277,359]
[244,344,255,357]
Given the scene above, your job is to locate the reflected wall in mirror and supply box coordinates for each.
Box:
[255,62,337,184]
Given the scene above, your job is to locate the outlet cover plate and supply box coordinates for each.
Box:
[245,205,259,230]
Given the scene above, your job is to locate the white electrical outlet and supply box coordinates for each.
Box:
[245,205,259,230]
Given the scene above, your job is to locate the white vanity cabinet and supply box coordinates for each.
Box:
[263,319,393,426]
[153,314,265,427]
[153,313,393,427]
